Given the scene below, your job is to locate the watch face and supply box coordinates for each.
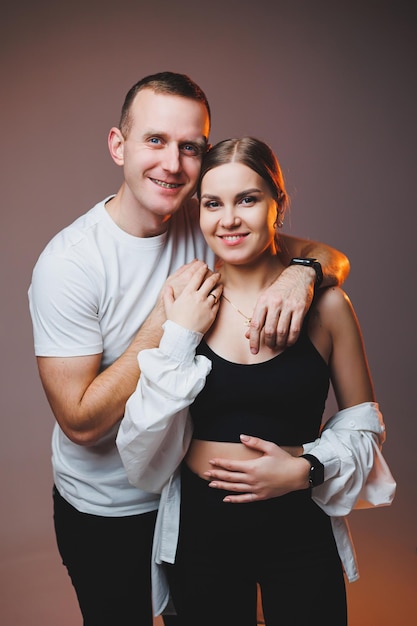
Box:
[290,258,316,266]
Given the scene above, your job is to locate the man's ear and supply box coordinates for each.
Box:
[108,127,125,166]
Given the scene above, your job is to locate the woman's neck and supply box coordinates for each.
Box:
[219,255,285,294]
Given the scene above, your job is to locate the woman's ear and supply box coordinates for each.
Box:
[108,127,125,166]
[276,208,285,229]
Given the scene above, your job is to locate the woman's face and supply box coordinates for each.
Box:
[199,162,277,266]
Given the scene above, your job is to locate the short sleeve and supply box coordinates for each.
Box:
[28,251,103,357]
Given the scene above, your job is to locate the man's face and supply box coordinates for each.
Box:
[121,89,210,222]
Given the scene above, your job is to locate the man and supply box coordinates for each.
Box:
[28,72,349,626]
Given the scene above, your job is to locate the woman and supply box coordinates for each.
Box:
[117,137,395,626]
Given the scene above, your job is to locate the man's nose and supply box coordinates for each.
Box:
[162,143,181,173]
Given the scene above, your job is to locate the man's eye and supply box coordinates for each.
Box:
[148,137,162,146]
[181,144,200,156]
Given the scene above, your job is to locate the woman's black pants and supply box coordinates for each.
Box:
[166,464,347,626]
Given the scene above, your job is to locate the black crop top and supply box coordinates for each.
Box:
[190,329,330,446]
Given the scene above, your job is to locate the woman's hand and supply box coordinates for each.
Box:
[204,434,310,503]
[163,262,223,334]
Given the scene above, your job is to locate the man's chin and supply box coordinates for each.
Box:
[156,196,188,215]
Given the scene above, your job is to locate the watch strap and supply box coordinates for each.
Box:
[300,453,325,487]
[289,257,323,288]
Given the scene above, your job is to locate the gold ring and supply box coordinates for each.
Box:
[209,292,217,303]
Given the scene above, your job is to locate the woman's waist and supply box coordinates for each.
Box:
[185,439,262,479]
[185,438,301,479]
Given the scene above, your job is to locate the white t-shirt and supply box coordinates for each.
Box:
[28,196,215,516]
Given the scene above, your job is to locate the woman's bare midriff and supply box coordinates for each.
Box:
[185,439,263,480]
[185,439,303,480]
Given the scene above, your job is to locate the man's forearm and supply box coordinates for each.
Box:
[279,233,350,287]
[90,301,166,423]
[302,242,350,287]
[43,301,166,447]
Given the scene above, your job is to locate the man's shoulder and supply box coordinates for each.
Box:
[39,197,110,257]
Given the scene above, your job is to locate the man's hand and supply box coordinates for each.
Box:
[248,264,315,354]
[204,435,309,503]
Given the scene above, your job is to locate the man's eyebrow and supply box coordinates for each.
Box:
[143,129,167,138]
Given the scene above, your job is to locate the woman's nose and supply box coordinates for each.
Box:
[221,207,240,227]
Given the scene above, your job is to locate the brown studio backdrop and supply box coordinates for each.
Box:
[1,1,416,624]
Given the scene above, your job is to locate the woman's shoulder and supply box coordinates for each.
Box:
[315,285,351,307]
[311,286,357,327]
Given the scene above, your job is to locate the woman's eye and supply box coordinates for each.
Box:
[203,200,219,209]
[241,196,256,205]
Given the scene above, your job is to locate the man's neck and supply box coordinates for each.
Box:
[105,187,171,238]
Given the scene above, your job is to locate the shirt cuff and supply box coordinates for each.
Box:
[302,440,342,480]
[159,320,204,363]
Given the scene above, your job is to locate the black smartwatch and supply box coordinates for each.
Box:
[300,454,324,487]
[289,257,323,288]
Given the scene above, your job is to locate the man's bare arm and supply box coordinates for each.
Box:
[249,234,350,352]
[37,296,165,446]
[279,233,350,287]
[37,260,208,446]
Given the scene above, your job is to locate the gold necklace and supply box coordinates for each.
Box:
[221,294,252,326]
